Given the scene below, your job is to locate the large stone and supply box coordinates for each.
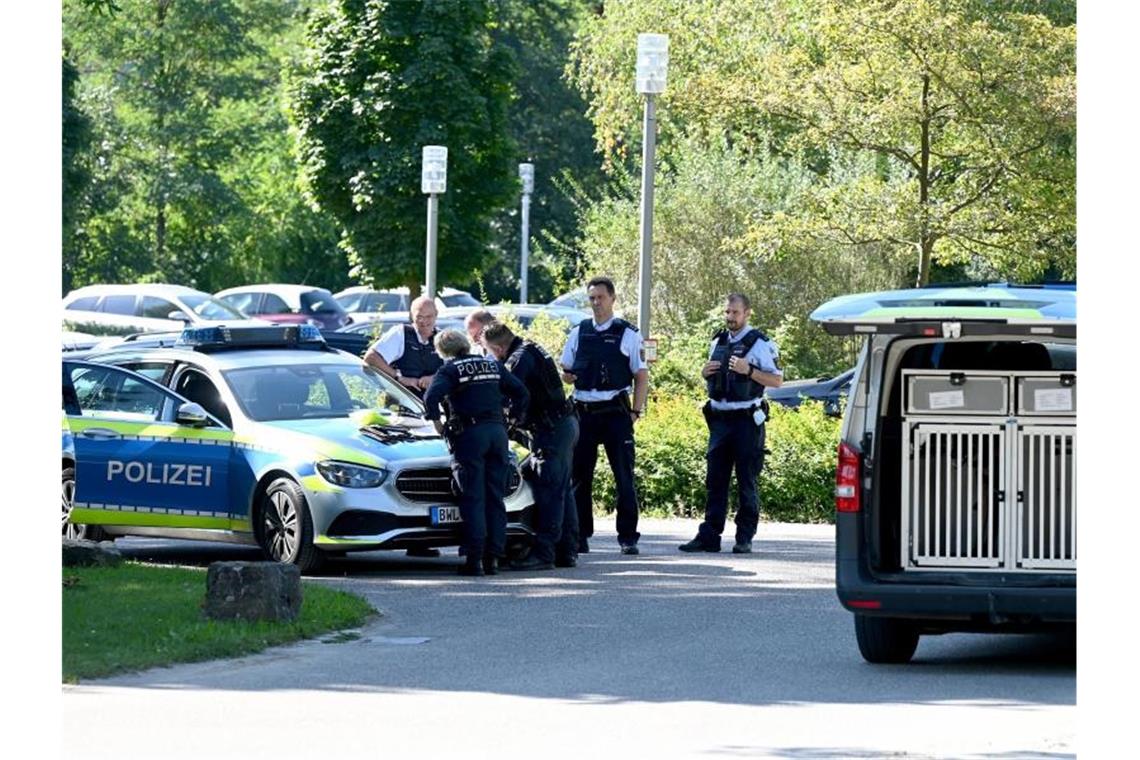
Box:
[204,562,302,622]
[62,538,123,567]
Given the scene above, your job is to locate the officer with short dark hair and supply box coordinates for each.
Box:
[365,295,441,397]
[561,276,649,556]
[483,321,580,570]
[424,329,529,576]
[680,293,783,554]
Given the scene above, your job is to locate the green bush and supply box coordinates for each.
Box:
[590,395,840,524]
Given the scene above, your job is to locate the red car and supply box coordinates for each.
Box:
[215,284,350,331]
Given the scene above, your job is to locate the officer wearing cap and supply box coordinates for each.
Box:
[680,293,782,554]
[365,295,441,397]
[423,329,529,576]
[561,276,649,556]
[482,321,580,570]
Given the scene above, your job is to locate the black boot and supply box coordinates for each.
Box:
[482,554,500,576]
[458,557,485,577]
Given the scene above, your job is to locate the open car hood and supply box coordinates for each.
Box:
[810,284,1075,338]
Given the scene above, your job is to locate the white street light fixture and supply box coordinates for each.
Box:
[421,146,448,299]
[635,33,668,340]
[518,162,535,303]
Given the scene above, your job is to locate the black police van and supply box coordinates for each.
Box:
[811,283,1076,663]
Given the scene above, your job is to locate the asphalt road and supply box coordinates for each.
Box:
[63,518,1075,759]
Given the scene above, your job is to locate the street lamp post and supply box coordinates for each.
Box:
[635,33,668,340]
[421,146,448,300]
[518,162,534,303]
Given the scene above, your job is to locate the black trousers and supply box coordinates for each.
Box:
[572,401,640,545]
[697,409,766,546]
[527,414,580,562]
[450,422,510,559]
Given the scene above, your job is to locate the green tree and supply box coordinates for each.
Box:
[62,49,96,295]
[63,0,341,292]
[289,0,516,294]
[477,0,605,303]
[570,0,1075,285]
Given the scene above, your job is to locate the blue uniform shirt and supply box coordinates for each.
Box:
[708,327,782,411]
[423,354,529,423]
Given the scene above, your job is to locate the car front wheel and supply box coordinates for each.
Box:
[257,477,325,574]
[854,614,920,664]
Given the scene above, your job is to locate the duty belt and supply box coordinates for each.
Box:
[704,398,770,419]
[574,395,629,415]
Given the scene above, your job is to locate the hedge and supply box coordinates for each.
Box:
[590,396,840,524]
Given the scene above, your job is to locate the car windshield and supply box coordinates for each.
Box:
[222,362,422,421]
[440,291,480,307]
[181,294,247,320]
[367,293,406,312]
[300,291,346,315]
[550,290,588,310]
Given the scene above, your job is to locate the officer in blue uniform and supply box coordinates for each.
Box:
[680,293,783,554]
[365,295,442,397]
[482,321,580,570]
[560,277,649,555]
[423,329,529,576]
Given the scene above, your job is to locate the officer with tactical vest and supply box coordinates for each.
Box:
[423,329,529,576]
[365,295,442,397]
[560,276,649,556]
[482,321,580,570]
[680,293,782,554]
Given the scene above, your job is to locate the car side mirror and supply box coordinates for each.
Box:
[176,402,212,427]
[168,311,191,323]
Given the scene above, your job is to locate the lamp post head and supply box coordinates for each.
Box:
[422,146,448,194]
[636,33,669,95]
[518,162,534,194]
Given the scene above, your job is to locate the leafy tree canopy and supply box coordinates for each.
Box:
[570,0,1075,285]
[289,0,517,293]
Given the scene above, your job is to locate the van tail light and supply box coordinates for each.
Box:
[836,442,862,513]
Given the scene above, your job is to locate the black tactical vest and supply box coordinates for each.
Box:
[505,338,569,427]
[444,354,506,425]
[706,328,767,402]
[394,325,443,378]
[571,318,635,392]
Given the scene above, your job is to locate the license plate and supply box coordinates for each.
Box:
[430,506,463,526]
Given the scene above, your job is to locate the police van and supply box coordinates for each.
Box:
[62,325,535,572]
[811,283,1075,663]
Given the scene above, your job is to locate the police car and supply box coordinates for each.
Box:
[812,283,1075,663]
[62,325,535,572]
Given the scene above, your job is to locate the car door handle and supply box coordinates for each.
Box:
[80,428,121,440]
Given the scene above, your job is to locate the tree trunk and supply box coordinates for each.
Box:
[915,74,932,287]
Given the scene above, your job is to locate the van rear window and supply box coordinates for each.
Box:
[900,340,1075,371]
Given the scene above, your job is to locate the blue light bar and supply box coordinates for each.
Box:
[177,324,326,350]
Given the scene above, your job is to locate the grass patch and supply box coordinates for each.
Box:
[63,563,375,682]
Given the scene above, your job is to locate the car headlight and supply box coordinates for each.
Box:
[316,460,388,488]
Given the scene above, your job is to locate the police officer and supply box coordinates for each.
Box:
[680,293,783,554]
[423,329,529,576]
[482,321,580,570]
[561,276,648,555]
[464,309,495,356]
[365,295,441,397]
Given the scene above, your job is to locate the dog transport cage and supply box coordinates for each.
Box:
[900,369,1076,573]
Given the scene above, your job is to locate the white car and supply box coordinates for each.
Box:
[63,284,257,336]
[334,286,481,319]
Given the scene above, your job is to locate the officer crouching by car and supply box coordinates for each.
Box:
[482,321,580,570]
[680,293,783,554]
[423,329,529,576]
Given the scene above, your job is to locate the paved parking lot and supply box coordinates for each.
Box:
[63,518,1075,759]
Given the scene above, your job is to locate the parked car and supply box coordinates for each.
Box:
[215,284,350,331]
[811,282,1076,663]
[464,303,589,332]
[66,325,536,571]
[63,284,255,336]
[324,315,465,359]
[548,287,589,311]
[766,368,855,417]
[334,286,481,317]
